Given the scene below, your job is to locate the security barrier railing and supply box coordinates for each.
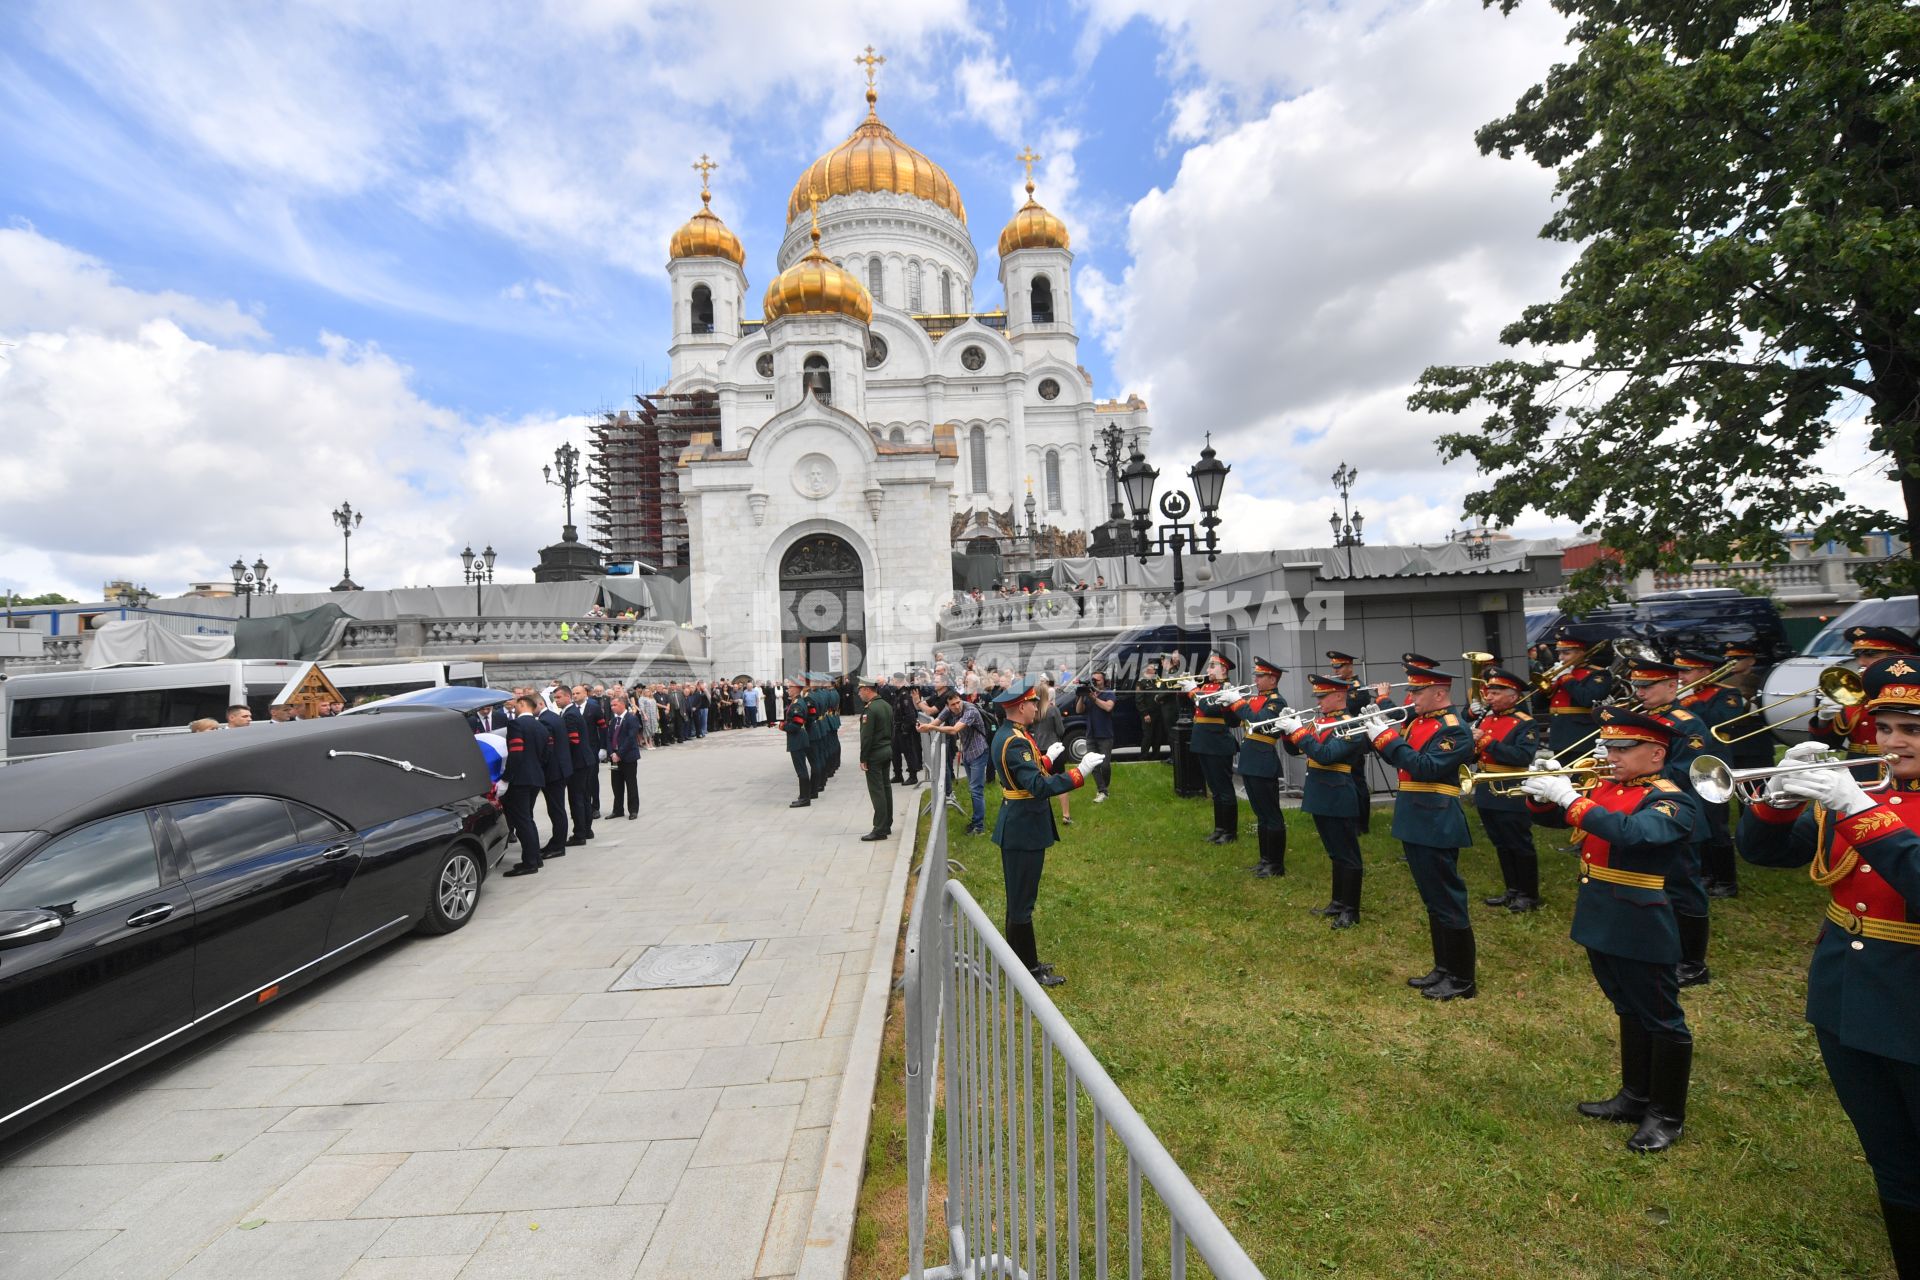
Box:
[903,741,1263,1279]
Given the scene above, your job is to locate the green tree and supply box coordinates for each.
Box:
[4,592,77,606]
[1412,0,1919,611]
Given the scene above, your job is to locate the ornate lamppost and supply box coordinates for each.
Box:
[231,557,276,618]
[1088,421,1135,556]
[331,502,364,591]
[1460,522,1494,561]
[1329,462,1363,575]
[544,442,592,543]
[461,544,497,616]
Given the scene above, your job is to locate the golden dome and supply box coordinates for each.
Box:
[669,156,745,265]
[786,83,966,226]
[764,208,873,324]
[998,191,1070,256]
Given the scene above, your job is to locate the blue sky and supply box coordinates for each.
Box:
[25,0,1851,599]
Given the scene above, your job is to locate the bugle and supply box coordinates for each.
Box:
[1709,666,1863,744]
[1689,751,1890,806]
[1460,755,1612,798]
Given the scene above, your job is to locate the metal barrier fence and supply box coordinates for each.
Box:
[903,740,1264,1279]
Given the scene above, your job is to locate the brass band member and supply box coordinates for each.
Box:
[1277,675,1366,927]
[1230,658,1288,876]
[1327,650,1373,833]
[1473,666,1544,912]
[1811,626,1920,759]
[1545,627,1614,760]
[1633,660,1714,988]
[1738,656,1920,1274]
[1675,650,1746,899]
[1189,652,1242,844]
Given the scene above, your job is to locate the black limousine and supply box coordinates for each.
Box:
[0,708,507,1139]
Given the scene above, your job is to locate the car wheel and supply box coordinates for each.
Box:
[418,844,482,935]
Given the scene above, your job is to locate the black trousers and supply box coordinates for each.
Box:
[1312,812,1362,870]
[1819,1027,1920,1207]
[901,730,923,777]
[1139,710,1167,760]
[1478,806,1539,895]
[1351,767,1372,834]
[1588,948,1690,1042]
[504,785,542,867]
[541,780,569,848]
[567,770,594,838]
[1002,845,1046,926]
[1244,773,1285,833]
[1405,842,1470,930]
[790,748,816,800]
[611,760,638,814]
[589,759,602,814]
[1197,752,1234,803]
[1701,798,1737,884]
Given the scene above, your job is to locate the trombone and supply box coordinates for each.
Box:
[1689,751,1890,806]
[1530,637,1615,692]
[1709,666,1864,744]
[1460,755,1612,798]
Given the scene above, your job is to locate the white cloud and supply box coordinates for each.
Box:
[958,55,1026,146]
[0,228,587,599]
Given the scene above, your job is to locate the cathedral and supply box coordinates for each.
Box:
[663,54,1151,678]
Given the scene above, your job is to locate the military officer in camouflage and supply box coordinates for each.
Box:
[1524,706,1696,1154]
[1361,663,1479,1001]
[991,677,1099,989]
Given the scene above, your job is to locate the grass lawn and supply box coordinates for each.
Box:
[849,760,1897,1280]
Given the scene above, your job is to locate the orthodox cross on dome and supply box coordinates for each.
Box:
[855,45,886,111]
[1017,146,1042,197]
[692,154,717,206]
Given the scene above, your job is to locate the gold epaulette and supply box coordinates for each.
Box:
[1442,713,1460,728]
[1513,711,1532,721]
[1649,778,1681,792]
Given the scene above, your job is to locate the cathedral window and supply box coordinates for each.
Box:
[1045,450,1062,510]
[888,427,906,444]
[968,427,989,494]
[942,270,953,314]
[691,284,714,334]
[1030,275,1054,325]
[868,258,883,305]
[907,262,923,312]
[803,354,832,404]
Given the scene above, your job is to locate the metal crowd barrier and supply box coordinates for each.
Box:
[903,740,1264,1279]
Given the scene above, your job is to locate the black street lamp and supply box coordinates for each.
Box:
[331,502,364,591]
[120,584,156,610]
[544,442,594,543]
[230,556,276,618]
[1089,421,1134,555]
[1122,434,1232,621]
[1459,522,1494,561]
[1329,461,1363,574]
[461,543,498,615]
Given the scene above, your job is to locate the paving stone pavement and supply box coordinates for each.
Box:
[0,723,911,1280]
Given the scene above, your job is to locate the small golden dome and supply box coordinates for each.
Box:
[786,79,965,226]
[764,206,872,324]
[669,156,745,266]
[998,151,1069,256]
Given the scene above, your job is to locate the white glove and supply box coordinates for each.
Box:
[1522,773,1580,808]
[598,749,609,762]
[1274,711,1305,734]
[1534,753,1563,771]
[1468,701,1487,719]
[1358,708,1390,737]
[1773,762,1877,816]
[1810,693,1840,722]
[1781,741,1830,766]
[1046,742,1066,763]
[1078,751,1105,774]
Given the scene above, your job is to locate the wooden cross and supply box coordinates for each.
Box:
[855,45,887,90]
[692,154,716,201]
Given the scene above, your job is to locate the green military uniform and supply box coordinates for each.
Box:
[990,677,1089,985]
[1283,674,1367,926]
[804,676,829,794]
[858,682,894,840]
[1189,653,1242,843]
[1232,657,1289,876]
[1677,657,1746,898]
[822,679,843,779]
[1637,662,1713,985]
[781,679,818,807]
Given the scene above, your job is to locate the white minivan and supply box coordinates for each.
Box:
[1757,596,1918,746]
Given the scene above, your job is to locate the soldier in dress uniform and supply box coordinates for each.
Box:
[782,676,817,807]
[1545,627,1616,760]
[1472,666,1545,912]
[1811,626,1920,760]
[990,677,1100,988]
[1327,651,1374,834]
[823,673,844,780]
[502,694,552,877]
[1360,663,1479,1000]
[536,688,573,856]
[1188,653,1243,843]
[1523,706,1696,1153]
[804,673,830,795]
[857,678,894,841]
[1676,650,1746,898]
[1137,660,1168,761]
[1740,656,1920,1274]
[1277,675,1366,927]
[1229,658,1289,877]
[1632,660,1714,987]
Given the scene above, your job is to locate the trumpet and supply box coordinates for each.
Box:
[1460,755,1613,798]
[1709,666,1863,744]
[1531,637,1615,692]
[1689,751,1890,806]
[1320,703,1416,739]
[1192,681,1257,707]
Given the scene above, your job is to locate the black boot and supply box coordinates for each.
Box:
[1676,913,1711,988]
[1205,797,1226,843]
[1878,1199,1920,1280]
[1312,864,1343,916]
[1483,845,1516,907]
[1009,922,1063,989]
[1578,1016,1651,1122]
[1407,917,1446,986]
[1253,828,1286,877]
[1328,866,1362,930]
[1508,850,1543,913]
[1627,1037,1692,1152]
[1219,796,1239,843]
[1424,927,1477,1000]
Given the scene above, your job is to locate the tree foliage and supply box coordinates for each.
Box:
[4,592,76,606]
[1412,0,1920,611]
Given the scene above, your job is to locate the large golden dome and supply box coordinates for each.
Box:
[764,213,872,324]
[669,158,746,266]
[998,175,1070,256]
[786,83,966,226]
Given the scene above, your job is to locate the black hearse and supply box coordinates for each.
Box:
[0,708,506,1139]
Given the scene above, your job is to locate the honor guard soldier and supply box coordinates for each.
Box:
[782,677,817,807]
[1328,650,1374,833]
[1229,659,1289,877]
[990,677,1099,988]
[502,695,552,877]
[1189,653,1243,844]
[1676,650,1746,898]
[1546,627,1615,760]
[1812,626,1920,759]
[824,673,844,779]
[1360,663,1479,999]
[1277,675,1367,927]
[1632,660,1714,987]
[805,673,831,794]
[1738,655,1920,1274]
[1472,666,1545,911]
[1524,707,1696,1153]
[856,678,894,841]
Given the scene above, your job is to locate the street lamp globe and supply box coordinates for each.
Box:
[1189,435,1229,515]
[1121,447,1158,521]
[460,545,476,574]
[482,545,497,573]
[230,558,246,587]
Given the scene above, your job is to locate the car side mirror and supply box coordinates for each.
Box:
[0,908,64,949]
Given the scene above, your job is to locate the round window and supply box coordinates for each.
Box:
[1037,378,1060,401]
[961,345,986,371]
[866,334,889,369]
[755,353,774,378]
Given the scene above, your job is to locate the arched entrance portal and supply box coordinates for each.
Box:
[779,533,866,676]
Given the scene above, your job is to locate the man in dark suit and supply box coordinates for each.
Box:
[502,695,550,876]
[536,687,572,855]
[556,685,594,845]
[607,693,642,819]
[575,684,608,819]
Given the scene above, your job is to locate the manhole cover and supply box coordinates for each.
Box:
[610,941,753,991]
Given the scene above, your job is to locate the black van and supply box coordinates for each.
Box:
[1528,589,1793,666]
[1054,624,1222,760]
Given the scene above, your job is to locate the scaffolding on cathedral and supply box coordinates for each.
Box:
[587,391,719,570]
